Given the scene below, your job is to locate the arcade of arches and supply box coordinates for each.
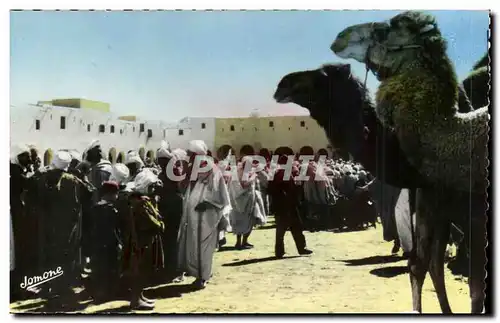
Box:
[39,143,334,168]
[216,144,332,160]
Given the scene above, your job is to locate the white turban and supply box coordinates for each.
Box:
[87,139,100,151]
[188,140,208,155]
[51,150,72,171]
[10,144,30,165]
[82,139,101,161]
[110,163,130,185]
[172,148,187,161]
[126,151,145,167]
[241,156,253,164]
[68,150,82,162]
[157,140,173,158]
[133,168,160,194]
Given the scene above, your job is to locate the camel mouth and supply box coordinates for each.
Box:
[273,91,293,104]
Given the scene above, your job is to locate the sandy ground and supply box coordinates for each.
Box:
[10,218,470,314]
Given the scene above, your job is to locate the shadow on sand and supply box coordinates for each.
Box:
[222,255,301,267]
[370,265,409,278]
[256,224,277,230]
[145,283,199,300]
[338,254,405,266]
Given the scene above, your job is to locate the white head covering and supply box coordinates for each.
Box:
[68,150,82,162]
[188,140,208,155]
[10,144,30,165]
[157,140,173,158]
[126,151,145,167]
[87,139,100,151]
[51,150,72,171]
[172,148,187,161]
[241,156,253,164]
[133,168,160,194]
[82,139,101,161]
[110,163,130,185]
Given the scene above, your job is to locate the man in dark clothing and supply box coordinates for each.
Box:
[37,150,89,306]
[89,181,123,303]
[124,169,165,310]
[267,155,312,258]
[157,146,185,281]
[83,141,112,267]
[10,145,34,300]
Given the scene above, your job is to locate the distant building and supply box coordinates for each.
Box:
[37,98,110,113]
[214,115,332,159]
[11,98,336,167]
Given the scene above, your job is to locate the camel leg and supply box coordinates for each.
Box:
[408,188,434,313]
[428,217,452,313]
[469,214,486,313]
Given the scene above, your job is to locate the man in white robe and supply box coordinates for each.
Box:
[177,140,231,289]
[228,156,266,249]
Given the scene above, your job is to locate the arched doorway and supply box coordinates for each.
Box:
[116,151,125,164]
[239,144,255,157]
[146,150,155,161]
[43,148,53,166]
[299,146,314,156]
[138,147,146,161]
[274,146,294,156]
[258,148,271,161]
[108,147,117,164]
[217,145,233,160]
[317,148,328,157]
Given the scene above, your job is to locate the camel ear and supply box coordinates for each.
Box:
[420,24,434,34]
[340,64,351,74]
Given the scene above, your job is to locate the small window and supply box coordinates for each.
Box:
[35,119,40,130]
[99,124,105,133]
[222,128,224,132]
[87,124,91,132]
[178,129,184,136]
[140,123,145,132]
[60,116,66,129]
[201,123,206,129]
[120,129,123,135]
[288,127,291,131]
[269,121,274,127]
[110,125,115,133]
[163,129,166,138]
[133,126,135,132]
[242,127,244,131]
[254,127,258,131]
[73,116,76,122]
[50,114,52,120]
[300,121,305,127]
[147,129,153,138]
[230,125,235,131]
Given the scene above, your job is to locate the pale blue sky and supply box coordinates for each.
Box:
[10,10,489,122]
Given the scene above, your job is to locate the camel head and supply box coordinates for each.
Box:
[274,63,372,161]
[274,63,352,109]
[331,11,446,80]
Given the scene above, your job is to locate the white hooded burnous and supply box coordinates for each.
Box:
[176,140,232,287]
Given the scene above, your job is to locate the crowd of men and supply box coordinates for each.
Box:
[10,139,387,311]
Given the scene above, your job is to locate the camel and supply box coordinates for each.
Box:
[332,11,488,194]
[273,59,488,313]
[330,11,488,313]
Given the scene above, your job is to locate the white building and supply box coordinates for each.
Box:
[10,102,216,166]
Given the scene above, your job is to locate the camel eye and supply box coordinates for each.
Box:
[373,27,389,41]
